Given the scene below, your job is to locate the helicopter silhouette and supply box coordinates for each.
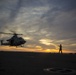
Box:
[0,31,26,47]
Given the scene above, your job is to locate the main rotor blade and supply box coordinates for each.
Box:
[6,30,23,35]
[0,32,13,35]
[0,32,23,35]
[9,30,15,33]
[16,34,23,35]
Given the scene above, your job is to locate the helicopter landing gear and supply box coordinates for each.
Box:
[21,44,24,47]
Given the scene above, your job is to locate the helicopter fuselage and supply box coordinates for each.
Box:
[0,39,26,47]
[0,32,26,47]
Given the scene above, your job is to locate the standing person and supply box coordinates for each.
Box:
[59,44,62,54]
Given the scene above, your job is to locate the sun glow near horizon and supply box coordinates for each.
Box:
[0,46,75,53]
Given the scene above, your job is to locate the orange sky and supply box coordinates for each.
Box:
[0,46,75,53]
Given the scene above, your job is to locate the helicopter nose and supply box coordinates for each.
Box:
[22,40,26,44]
[24,40,26,43]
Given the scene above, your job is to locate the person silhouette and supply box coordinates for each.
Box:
[59,44,62,54]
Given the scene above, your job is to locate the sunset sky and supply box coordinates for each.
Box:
[0,0,76,53]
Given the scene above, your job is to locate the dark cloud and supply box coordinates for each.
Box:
[9,0,22,21]
[0,0,76,52]
[0,0,22,22]
[48,0,76,11]
[40,0,76,40]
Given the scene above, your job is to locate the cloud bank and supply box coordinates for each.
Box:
[0,0,76,53]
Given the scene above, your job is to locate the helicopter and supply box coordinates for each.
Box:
[0,31,26,47]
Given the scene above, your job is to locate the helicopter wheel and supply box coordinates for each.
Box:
[21,44,24,47]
